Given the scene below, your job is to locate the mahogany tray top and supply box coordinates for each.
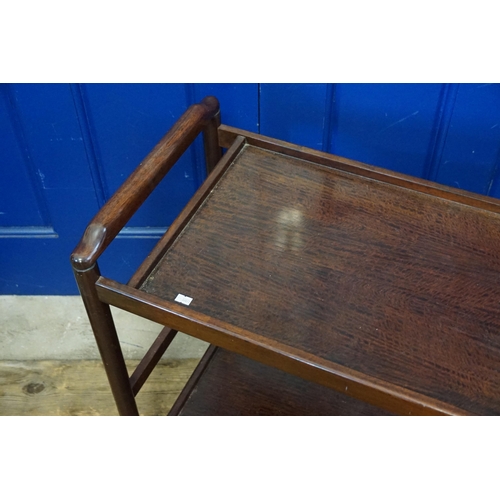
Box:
[92,123,500,416]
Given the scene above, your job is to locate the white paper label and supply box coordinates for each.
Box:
[174,293,193,306]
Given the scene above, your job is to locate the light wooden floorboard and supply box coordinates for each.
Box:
[0,359,200,416]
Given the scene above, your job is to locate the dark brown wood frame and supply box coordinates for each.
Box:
[71,97,222,415]
[71,96,500,416]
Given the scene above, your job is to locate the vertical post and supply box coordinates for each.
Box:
[202,99,222,175]
[73,264,139,416]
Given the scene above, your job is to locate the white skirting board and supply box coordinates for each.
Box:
[0,296,208,361]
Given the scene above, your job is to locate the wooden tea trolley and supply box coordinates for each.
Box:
[71,97,500,416]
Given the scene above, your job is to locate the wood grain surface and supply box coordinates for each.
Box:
[140,144,500,415]
[0,359,199,416]
[173,347,394,416]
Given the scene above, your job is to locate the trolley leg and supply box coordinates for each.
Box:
[203,105,222,175]
[73,264,139,416]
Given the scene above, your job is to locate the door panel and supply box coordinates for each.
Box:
[0,85,47,228]
[79,84,196,229]
[0,84,258,294]
[260,83,500,192]
[260,83,448,178]
[260,83,329,149]
[330,83,444,178]
[433,84,500,195]
[0,84,100,294]
[10,84,101,238]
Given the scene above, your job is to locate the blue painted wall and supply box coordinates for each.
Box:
[1,84,500,294]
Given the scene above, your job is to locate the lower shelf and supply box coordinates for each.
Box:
[169,346,394,416]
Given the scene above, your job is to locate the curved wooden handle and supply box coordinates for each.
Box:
[71,96,220,271]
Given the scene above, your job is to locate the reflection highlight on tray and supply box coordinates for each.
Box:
[274,207,304,251]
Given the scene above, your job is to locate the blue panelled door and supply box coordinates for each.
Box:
[0,84,258,294]
[2,84,500,294]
